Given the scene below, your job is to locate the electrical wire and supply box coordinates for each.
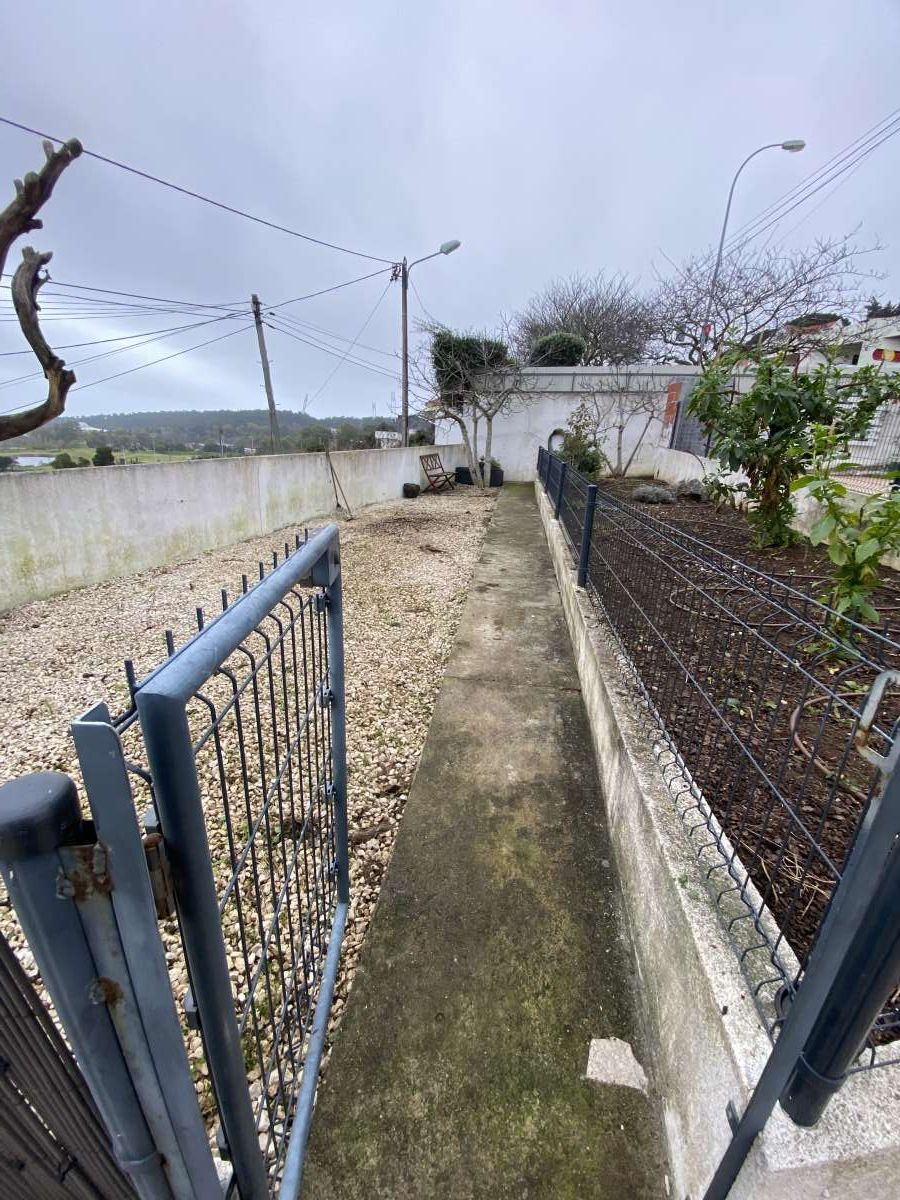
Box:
[307,279,393,402]
[267,267,394,309]
[0,272,247,312]
[0,116,396,264]
[725,109,900,251]
[0,313,240,388]
[264,317,400,383]
[269,309,397,358]
[0,319,254,413]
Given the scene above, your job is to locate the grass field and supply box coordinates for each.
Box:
[1,446,195,469]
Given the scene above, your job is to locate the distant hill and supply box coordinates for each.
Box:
[81,409,320,438]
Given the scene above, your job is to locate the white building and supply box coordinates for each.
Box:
[434,365,734,481]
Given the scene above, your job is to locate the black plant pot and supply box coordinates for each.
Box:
[455,463,504,486]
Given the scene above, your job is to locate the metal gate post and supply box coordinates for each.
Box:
[0,772,172,1200]
[72,705,223,1199]
[701,702,900,1200]
[554,459,567,520]
[577,483,598,588]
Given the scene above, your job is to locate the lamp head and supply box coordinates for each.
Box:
[439,239,461,255]
[781,139,806,152]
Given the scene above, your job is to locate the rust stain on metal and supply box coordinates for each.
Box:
[65,844,113,901]
[90,977,123,1007]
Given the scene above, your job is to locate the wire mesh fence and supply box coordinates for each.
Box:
[114,529,346,1191]
[539,449,900,1066]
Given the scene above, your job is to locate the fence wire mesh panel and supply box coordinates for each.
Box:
[0,933,135,1200]
[541,453,900,1068]
[117,525,347,1196]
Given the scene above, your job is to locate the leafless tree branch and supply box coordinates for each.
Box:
[0,137,82,442]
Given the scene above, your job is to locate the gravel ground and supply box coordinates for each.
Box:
[0,487,496,1150]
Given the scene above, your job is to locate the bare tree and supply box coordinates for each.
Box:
[0,138,82,443]
[650,235,878,366]
[569,368,668,476]
[506,271,655,365]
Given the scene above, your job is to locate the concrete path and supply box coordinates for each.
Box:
[303,485,667,1199]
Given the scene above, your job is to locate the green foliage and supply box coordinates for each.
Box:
[689,352,900,547]
[528,331,586,367]
[50,452,80,469]
[792,468,900,625]
[430,329,510,392]
[866,296,900,319]
[0,456,14,473]
[558,428,608,478]
[92,445,115,466]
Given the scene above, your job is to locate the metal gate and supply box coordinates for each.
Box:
[0,523,349,1199]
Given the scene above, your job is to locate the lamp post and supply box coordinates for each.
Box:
[398,239,461,445]
[701,139,805,358]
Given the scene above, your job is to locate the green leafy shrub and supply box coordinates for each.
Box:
[793,469,900,624]
[92,445,115,466]
[529,331,586,367]
[431,330,509,393]
[559,429,608,478]
[51,452,78,469]
[689,352,900,547]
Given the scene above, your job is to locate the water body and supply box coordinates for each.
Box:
[13,455,54,467]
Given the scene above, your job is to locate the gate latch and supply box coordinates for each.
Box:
[143,832,176,920]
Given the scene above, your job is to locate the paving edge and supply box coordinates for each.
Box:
[536,482,900,1200]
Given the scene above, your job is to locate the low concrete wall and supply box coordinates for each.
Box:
[0,444,468,610]
[536,482,900,1200]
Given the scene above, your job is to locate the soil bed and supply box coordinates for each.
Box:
[593,477,900,1039]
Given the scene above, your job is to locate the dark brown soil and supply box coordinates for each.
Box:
[590,478,900,1039]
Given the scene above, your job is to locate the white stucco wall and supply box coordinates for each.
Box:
[435,365,709,481]
[0,444,468,611]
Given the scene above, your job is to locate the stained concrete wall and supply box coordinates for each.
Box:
[536,482,900,1200]
[0,444,468,610]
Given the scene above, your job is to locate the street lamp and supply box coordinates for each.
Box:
[398,239,462,446]
[701,139,805,356]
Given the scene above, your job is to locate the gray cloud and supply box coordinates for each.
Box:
[2,0,898,419]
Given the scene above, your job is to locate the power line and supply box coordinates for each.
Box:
[0,272,246,312]
[725,109,900,251]
[0,316,239,356]
[730,119,900,251]
[0,319,254,414]
[0,314,239,388]
[265,317,400,383]
[267,267,393,309]
[307,279,393,403]
[271,309,397,358]
[73,320,254,394]
[0,116,396,264]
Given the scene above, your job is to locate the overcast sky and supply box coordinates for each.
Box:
[1,0,898,421]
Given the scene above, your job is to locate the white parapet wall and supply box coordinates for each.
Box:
[0,444,469,611]
[536,481,900,1200]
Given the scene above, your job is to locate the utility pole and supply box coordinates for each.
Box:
[400,258,409,447]
[251,294,281,452]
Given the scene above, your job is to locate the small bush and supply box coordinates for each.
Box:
[93,445,115,466]
[529,331,586,367]
[632,483,675,504]
[559,429,607,478]
[51,452,78,469]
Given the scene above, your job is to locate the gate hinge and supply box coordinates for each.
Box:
[143,832,176,920]
[318,683,335,707]
[315,592,330,613]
